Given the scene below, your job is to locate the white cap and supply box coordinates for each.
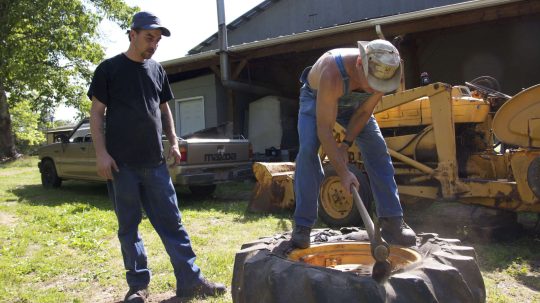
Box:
[358,39,402,93]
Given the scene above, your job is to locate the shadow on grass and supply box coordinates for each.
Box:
[9,180,294,224]
[10,181,112,210]
[474,236,540,292]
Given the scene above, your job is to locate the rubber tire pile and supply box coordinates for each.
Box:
[232,228,485,303]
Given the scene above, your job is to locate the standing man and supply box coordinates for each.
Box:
[88,11,226,303]
[291,39,416,249]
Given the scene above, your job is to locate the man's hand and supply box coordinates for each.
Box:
[337,142,350,163]
[96,152,119,180]
[339,169,360,195]
[168,144,182,166]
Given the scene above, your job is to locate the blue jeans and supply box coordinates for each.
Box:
[293,82,403,227]
[107,162,202,291]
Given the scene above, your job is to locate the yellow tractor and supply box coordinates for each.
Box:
[249,80,540,229]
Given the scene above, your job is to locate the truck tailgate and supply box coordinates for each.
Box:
[182,139,250,165]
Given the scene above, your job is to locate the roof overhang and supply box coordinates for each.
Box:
[163,0,539,75]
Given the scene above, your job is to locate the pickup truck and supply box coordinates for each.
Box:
[37,118,253,195]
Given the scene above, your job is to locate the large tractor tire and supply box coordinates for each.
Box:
[318,164,373,227]
[232,228,485,303]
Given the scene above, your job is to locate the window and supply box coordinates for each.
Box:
[175,97,205,136]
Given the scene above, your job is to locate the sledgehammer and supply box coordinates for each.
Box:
[351,187,391,282]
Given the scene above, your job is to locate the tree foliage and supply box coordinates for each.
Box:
[0,0,138,158]
[10,100,45,154]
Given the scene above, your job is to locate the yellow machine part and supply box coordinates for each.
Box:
[375,86,489,128]
[510,150,540,204]
[248,83,540,215]
[384,126,437,162]
[248,162,296,212]
[492,84,540,148]
[465,153,511,180]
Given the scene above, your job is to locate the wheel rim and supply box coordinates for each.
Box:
[320,176,353,219]
[288,242,421,277]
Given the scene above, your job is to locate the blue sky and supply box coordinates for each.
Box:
[56,0,263,121]
[99,0,263,62]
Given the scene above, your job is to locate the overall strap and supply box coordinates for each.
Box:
[334,53,350,96]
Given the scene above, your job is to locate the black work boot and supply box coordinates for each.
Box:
[124,286,149,303]
[291,225,311,249]
[380,216,416,247]
[177,278,227,299]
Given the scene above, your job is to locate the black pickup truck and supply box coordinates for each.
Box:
[38,118,253,195]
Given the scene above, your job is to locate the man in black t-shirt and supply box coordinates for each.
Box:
[88,11,226,303]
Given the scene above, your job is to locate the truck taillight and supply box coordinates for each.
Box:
[180,146,187,162]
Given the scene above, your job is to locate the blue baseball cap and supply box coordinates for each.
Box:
[130,11,171,37]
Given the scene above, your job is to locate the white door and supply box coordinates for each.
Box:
[176,97,205,136]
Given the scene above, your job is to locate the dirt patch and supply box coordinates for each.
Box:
[106,290,211,302]
[0,211,17,226]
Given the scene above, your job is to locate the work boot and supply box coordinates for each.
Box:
[291,225,311,249]
[380,216,416,247]
[124,286,149,303]
[176,278,227,299]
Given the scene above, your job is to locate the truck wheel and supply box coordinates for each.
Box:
[318,164,373,227]
[188,184,217,196]
[41,159,62,188]
[232,229,485,303]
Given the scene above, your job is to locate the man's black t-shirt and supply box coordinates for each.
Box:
[87,53,174,167]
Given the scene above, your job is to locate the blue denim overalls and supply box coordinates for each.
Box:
[293,51,403,227]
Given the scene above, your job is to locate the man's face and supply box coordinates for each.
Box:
[131,29,162,59]
[355,57,377,94]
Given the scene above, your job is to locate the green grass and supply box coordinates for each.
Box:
[0,157,294,302]
[474,237,540,303]
[0,157,539,302]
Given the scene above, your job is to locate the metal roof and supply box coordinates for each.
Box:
[162,0,525,71]
[187,0,279,55]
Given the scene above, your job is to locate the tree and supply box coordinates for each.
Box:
[0,0,137,160]
[10,99,46,154]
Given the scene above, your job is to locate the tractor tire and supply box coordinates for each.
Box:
[232,229,485,303]
[40,159,62,188]
[318,164,373,227]
[528,156,540,199]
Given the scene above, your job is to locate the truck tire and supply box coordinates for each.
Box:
[232,229,485,303]
[318,164,373,227]
[41,159,62,188]
[188,184,217,196]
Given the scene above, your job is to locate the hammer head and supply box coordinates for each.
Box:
[372,259,392,283]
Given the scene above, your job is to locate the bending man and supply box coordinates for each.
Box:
[291,39,416,249]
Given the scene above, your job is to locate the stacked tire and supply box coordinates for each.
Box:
[232,229,485,303]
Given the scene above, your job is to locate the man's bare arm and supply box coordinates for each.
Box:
[90,97,118,179]
[159,102,181,165]
[315,65,360,193]
[343,92,384,142]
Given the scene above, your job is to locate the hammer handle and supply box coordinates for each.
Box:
[352,187,375,242]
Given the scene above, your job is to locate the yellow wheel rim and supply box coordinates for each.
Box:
[320,176,353,219]
[288,242,422,276]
